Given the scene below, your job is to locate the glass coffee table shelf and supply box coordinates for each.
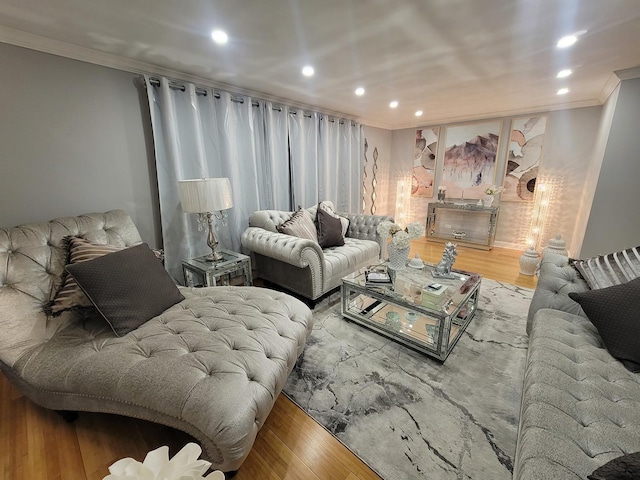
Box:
[341,263,481,361]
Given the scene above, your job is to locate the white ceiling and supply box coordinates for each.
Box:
[1,0,639,129]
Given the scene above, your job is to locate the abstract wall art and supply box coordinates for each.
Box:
[412,127,440,197]
[442,121,501,199]
[502,115,547,202]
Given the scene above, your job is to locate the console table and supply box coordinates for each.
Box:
[426,202,499,250]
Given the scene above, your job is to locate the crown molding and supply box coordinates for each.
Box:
[0,25,614,132]
[598,72,621,103]
[596,66,640,104]
[615,66,640,81]
[385,98,601,131]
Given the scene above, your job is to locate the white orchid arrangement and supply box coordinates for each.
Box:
[103,443,224,480]
[484,185,505,196]
[377,220,424,250]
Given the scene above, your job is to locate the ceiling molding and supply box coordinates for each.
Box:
[0,25,359,124]
[0,24,610,132]
[384,98,602,131]
[597,66,640,103]
[615,66,640,80]
[598,72,621,103]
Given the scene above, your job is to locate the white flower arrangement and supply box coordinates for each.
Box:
[437,185,447,192]
[103,443,224,480]
[484,185,505,196]
[377,220,425,250]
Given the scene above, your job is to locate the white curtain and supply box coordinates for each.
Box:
[288,109,320,209]
[318,117,363,213]
[253,102,291,210]
[145,75,362,281]
[289,111,363,212]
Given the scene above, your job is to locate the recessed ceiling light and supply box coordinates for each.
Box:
[557,69,572,78]
[557,35,577,48]
[415,110,423,117]
[211,30,228,44]
[557,88,569,95]
[302,66,314,77]
[355,87,365,96]
[389,101,398,108]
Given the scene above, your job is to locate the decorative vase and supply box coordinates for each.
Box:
[519,247,540,275]
[388,244,410,270]
[542,233,568,257]
[483,194,494,207]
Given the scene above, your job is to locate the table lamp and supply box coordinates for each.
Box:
[178,177,233,262]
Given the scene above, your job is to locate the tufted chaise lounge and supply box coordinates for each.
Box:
[241,202,393,302]
[0,210,313,473]
[513,252,640,479]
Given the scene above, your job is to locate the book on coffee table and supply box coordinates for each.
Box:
[365,269,392,287]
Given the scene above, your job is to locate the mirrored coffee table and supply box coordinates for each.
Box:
[341,263,481,361]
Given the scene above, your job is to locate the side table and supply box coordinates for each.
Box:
[182,249,252,287]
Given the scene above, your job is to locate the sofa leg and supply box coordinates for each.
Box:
[56,410,79,423]
[224,470,238,478]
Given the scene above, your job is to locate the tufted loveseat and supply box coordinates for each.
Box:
[0,210,313,473]
[241,202,393,302]
[513,252,640,479]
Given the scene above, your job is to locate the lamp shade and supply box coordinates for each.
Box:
[178,178,233,213]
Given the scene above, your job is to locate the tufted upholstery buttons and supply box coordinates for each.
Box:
[526,253,589,335]
[516,306,640,479]
[243,205,393,301]
[3,209,315,473]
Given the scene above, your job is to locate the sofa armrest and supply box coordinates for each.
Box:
[241,227,324,269]
[526,252,589,335]
[338,213,394,258]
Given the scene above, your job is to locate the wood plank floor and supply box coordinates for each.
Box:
[0,241,536,479]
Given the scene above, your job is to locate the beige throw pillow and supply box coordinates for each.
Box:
[44,236,124,316]
[277,207,319,243]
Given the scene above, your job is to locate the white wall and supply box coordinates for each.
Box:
[0,42,160,246]
[571,84,620,256]
[581,76,640,257]
[382,106,602,250]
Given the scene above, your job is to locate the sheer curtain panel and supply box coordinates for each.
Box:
[146,77,264,280]
[145,75,363,282]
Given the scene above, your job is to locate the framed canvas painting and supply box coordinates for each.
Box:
[412,127,440,197]
[442,121,502,199]
[502,115,547,202]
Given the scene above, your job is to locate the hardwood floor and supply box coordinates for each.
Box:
[0,241,535,480]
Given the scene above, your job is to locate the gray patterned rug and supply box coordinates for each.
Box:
[283,278,533,479]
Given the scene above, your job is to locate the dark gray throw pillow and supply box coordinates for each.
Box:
[569,277,640,372]
[316,207,345,248]
[66,243,184,336]
[588,452,640,480]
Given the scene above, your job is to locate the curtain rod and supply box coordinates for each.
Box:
[145,76,353,124]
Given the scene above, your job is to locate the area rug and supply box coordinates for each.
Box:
[283,278,533,480]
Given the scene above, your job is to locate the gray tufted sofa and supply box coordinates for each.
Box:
[513,252,640,479]
[241,202,393,302]
[0,210,313,473]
